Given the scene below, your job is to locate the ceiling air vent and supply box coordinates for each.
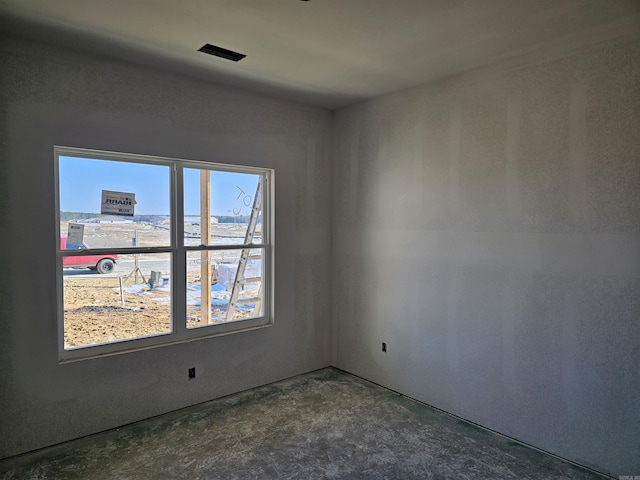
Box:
[198,43,246,62]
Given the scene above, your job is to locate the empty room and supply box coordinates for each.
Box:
[0,1,638,478]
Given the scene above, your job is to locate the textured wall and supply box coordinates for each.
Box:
[332,39,640,476]
[0,36,332,458]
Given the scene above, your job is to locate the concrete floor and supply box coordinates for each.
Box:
[0,368,608,480]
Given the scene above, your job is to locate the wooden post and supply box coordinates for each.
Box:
[134,230,139,284]
[119,276,125,307]
[200,170,212,324]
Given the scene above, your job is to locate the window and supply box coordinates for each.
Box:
[55,146,273,361]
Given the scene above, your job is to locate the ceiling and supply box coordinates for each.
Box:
[1,0,639,109]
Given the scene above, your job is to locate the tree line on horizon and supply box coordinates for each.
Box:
[60,211,254,224]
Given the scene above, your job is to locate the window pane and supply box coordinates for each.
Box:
[184,169,263,246]
[186,248,264,328]
[59,157,171,248]
[63,253,172,349]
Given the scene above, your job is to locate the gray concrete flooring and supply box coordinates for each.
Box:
[0,368,607,479]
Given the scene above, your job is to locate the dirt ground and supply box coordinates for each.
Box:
[63,276,172,348]
[63,275,243,349]
[61,221,255,350]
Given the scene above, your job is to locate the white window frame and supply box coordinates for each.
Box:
[55,146,274,362]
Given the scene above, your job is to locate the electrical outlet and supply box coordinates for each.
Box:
[188,367,196,379]
[382,342,387,353]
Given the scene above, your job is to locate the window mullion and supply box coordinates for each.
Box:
[184,244,267,252]
[172,163,187,336]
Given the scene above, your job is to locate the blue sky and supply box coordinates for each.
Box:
[59,156,260,216]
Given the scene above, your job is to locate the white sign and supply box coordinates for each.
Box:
[67,223,84,245]
[101,190,136,217]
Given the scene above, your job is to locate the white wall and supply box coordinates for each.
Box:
[0,36,333,458]
[332,39,640,476]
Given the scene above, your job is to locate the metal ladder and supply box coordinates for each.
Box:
[226,177,263,321]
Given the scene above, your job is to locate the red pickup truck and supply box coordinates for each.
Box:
[61,236,118,274]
